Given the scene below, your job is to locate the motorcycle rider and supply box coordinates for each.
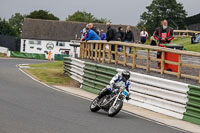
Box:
[97,70,131,100]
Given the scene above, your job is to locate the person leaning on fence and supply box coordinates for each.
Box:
[106,22,117,60]
[85,27,100,57]
[140,27,148,44]
[153,19,174,68]
[115,26,125,52]
[88,23,99,36]
[124,26,134,54]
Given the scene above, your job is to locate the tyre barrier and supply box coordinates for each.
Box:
[64,57,200,125]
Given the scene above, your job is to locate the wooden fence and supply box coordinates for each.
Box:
[80,41,200,83]
[174,30,200,37]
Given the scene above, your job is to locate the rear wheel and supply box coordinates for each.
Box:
[90,97,100,112]
[108,100,123,117]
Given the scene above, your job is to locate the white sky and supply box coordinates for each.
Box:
[0,0,199,25]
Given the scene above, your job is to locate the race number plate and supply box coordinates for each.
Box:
[122,90,129,96]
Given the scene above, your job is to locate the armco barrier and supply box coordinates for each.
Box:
[183,85,200,125]
[10,51,45,60]
[54,54,69,60]
[64,57,200,125]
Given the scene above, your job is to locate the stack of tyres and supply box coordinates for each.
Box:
[160,44,183,72]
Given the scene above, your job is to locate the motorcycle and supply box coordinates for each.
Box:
[90,86,129,117]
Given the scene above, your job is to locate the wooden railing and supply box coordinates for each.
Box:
[80,41,200,83]
[174,30,200,37]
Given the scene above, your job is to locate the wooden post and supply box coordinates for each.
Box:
[146,49,150,72]
[115,44,118,64]
[87,43,90,59]
[161,51,165,74]
[98,43,102,63]
[91,43,94,60]
[102,43,106,64]
[94,43,98,61]
[123,46,127,66]
[132,47,136,69]
[85,42,88,58]
[177,54,181,79]
[108,44,111,63]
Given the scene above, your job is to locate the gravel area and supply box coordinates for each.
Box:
[79,50,200,86]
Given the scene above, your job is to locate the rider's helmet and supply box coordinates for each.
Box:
[121,70,130,82]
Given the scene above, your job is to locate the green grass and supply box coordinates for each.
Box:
[26,61,79,87]
[0,53,7,57]
[144,37,200,52]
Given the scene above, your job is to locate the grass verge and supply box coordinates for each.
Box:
[0,53,7,57]
[25,61,80,87]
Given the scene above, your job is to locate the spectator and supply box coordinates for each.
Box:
[140,27,148,44]
[153,19,174,68]
[115,26,125,41]
[85,27,99,57]
[85,27,99,41]
[106,22,116,60]
[115,26,125,52]
[194,33,200,44]
[191,33,196,44]
[88,23,99,35]
[100,29,106,40]
[80,28,86,41]
[124,26,134,54]
[153,20,174,45]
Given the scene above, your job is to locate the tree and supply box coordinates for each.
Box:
[137,0,187,35]
[0,18,18,37]
[26,10,59,20]
[66,10,110,24]
[9,13,25,35]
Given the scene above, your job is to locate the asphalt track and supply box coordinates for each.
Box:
[0,58,189,133]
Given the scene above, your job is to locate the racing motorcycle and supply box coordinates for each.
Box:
[90,86,129,117]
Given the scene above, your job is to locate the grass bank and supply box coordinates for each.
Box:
[145,37,200,52]
[25,61,80,87]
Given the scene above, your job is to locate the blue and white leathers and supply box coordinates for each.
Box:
[105,74,130,92]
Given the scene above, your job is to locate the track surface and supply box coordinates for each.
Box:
[0,58,188,133]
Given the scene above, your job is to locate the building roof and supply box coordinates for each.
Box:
[22,18,140,41]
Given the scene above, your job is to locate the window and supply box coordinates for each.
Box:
[56,42,65,47]
[29,40,41,45]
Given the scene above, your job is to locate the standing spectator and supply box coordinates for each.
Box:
[115,26,125,52]
[153,19,174,68]
[106,22,116,60]
[124,26,134,53]
[85,27,99,57]
[140,27,148,44]
[88,23,99,35]
[100,29,106,40]
[153,20,174,45]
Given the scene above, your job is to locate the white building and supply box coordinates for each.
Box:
[21,18,82,59]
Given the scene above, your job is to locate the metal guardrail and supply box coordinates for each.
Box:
[80,41,200,83]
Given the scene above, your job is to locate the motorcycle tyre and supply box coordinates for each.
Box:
[108,100,123,117]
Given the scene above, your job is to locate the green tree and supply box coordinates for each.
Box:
[0,18,18,37]
[137,0,187,35]
[66,10,110,24]
[26,10,59,20]
[9,13,25,35]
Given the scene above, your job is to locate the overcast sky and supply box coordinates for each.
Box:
[0,0,200,26]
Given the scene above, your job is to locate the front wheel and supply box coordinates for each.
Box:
[90,97,100,112]
[108,100,123,117]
